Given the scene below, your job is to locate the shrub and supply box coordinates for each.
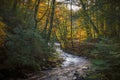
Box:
[2,27,55,71]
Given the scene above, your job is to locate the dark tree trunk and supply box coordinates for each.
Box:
[47,0,56,42]
[34,0,41,30]
[70,1,74,47]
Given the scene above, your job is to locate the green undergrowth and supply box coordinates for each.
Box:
[85,38,120,80]
[63,38,120,80]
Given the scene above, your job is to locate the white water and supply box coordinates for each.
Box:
[54,43,89,67]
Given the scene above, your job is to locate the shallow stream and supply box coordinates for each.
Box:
[27,43,91,80]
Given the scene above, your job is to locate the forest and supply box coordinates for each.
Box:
[0,0,120,80]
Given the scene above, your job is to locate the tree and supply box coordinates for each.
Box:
[47,0,56,42]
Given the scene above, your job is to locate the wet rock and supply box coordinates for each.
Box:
[73,71,78,79]
[77,76,85,80]
[82,66,89,71]
[58,76,68,80]
[74,71,79,78]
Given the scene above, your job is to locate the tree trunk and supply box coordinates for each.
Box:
[47,0,56,42]
[70,1,74,47]
[34,0,41,30]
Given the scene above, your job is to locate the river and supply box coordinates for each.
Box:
[27,43,91,80]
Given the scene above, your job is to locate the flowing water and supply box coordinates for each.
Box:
[55,43,89,67]
[28,43,91,80]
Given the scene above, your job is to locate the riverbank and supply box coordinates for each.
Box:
[63,40,120,80]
